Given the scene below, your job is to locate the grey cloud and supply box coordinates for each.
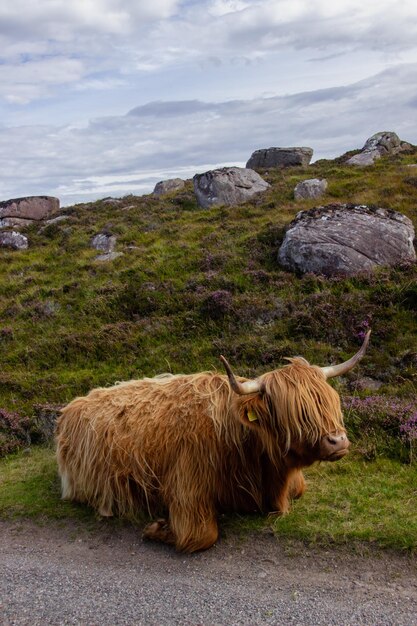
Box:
[128,100,216,117]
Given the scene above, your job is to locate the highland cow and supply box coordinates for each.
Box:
[56,331,370,552]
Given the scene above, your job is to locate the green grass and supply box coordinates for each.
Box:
[1,447,416,551]
[273,456,417,550]
[0,446,94,521]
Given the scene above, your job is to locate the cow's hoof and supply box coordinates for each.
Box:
[98,506,114,517]
[143,519,175,544]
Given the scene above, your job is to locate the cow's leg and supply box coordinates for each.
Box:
[143,507,218,552]
[289,469,306,500]
[169,503,219,552]
[269,469,306,515]
[143,456,219,552]
[143,519,175,545]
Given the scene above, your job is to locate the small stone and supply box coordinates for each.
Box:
[102,197,122,205]
[0,217,33,229]
[294,178,328,200]
[91,233,117,253]
[44,215,71,225]
[153,178,185,196]
[349,377,384,392]
[0,231,28,250]
[95,252,123,262]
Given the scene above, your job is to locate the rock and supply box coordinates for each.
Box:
[40,300,60,317]
[38,215,71,234]
[33,404,63,442]
[278,203,416,276]
[193,167,270,208]
[346,132,411,166]
[347,151,379,166]
[44,215,71,225]
[0,231,28,250]
[349,377,384,392]
[0,217,33,229]
[91,233,117,253]
[246,147,313,169]
[294,178,328,200]
[102,197,122,205]
[95,252,123,262]
[153,178,185,196]
[0,196,60,220]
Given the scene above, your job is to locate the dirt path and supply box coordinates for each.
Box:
[0,520,416,626]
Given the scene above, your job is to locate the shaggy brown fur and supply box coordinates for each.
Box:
[56,360,346,552]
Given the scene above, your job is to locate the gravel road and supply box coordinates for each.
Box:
[0,520,416,625]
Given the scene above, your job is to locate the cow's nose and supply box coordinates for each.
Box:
[320,431,350,460]
[326,433,346,446]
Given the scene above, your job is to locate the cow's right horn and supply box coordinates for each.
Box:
[220,356,261,395]
[320,330,371,379]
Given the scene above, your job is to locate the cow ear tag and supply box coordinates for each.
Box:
[247,409,258,422]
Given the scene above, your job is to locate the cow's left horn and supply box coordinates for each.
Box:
[219,356,261,395]
[320,330,371,379]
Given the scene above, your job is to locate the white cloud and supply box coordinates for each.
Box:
[1,0,417,105]
[1,63,416,205]
[0,58,85,104]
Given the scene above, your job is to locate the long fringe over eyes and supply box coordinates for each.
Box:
[261,358,344,453]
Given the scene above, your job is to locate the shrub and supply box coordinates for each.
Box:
[0,408,31,457]
[201,289,233,320]
[343,396,417,463]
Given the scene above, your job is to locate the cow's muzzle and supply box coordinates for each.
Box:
[319,431,350,461]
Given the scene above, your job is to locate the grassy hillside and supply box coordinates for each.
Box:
[1,153,416,414]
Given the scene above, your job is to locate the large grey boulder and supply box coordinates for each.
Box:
[278,204,416,276]
[153,178,185,196]
[193,167,270,208]
[294,178,328,200]
[347,132,412,166]
[246,147,313,169]
[0,196,60,220]
[0,231,28,250]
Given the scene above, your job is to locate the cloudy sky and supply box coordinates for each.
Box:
[1,0,417,205]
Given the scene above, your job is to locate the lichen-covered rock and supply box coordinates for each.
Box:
[0,196,60,220]
[246,147,313,169]
[346,132,412,166]
[153,178,185,196]
[278,204,416,276]
[91,233,116,253]
[0,231,28,250]
[294,178,328,200]
[193,167,270,208]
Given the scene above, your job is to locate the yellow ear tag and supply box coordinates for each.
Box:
[247,409,258,422]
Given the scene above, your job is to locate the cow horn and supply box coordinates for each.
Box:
[320,330,371,379]
[219,355,261,395]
